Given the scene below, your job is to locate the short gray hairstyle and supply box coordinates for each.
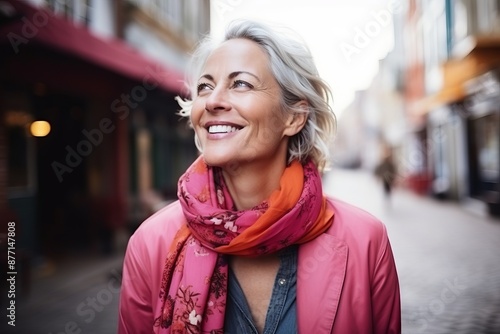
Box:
[176,20,336,171]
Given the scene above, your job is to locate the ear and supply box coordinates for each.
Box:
[283,101,308,137]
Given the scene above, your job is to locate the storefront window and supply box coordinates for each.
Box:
[4,110,35,194]
[7,126,29,188]
[475,113,499,182]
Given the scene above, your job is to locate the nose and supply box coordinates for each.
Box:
[204,86,231,113]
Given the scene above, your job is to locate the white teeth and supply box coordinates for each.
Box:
[208,125,239,134]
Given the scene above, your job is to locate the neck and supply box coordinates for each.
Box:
[222,158,287,210]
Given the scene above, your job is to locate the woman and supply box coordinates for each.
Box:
[118,20,401,334]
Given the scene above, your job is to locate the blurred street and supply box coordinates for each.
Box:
[2,1,500,333]
[324,168,500,334]
[0,168,498,333]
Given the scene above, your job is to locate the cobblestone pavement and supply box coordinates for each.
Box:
[323,168,500,334]
[1,255,123,334]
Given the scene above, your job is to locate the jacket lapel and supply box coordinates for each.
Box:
[297,233,348,333]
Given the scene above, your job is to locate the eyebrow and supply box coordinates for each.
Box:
[199,71,261,83]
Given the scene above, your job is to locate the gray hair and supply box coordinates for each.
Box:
[176,20,336,171]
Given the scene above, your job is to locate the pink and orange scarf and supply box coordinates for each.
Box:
[153,156,333,333]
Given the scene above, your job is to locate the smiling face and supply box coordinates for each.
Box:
[191,38,300,170]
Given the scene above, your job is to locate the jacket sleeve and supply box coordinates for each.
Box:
[371,225,401,334]
[118,232,154,333]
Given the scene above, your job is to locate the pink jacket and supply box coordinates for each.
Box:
[118,197,401,333]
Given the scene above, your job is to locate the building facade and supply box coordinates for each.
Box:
[1,0,209,262]
[338,0,500,218]
[402,0,500,216]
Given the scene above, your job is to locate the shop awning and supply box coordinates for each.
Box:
[0,0,185,94]
[415,36,500,115]
[413,84,467,115]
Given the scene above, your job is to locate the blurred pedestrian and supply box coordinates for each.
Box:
[375,146,397,201]
[119,20,400,334]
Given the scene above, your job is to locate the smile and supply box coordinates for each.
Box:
[207,124,242,134]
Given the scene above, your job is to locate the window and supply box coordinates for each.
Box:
[453,0,469,41]
[495,0,500,31]
[45,0,91,26]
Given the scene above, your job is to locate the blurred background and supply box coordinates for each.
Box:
[1,0,500,333]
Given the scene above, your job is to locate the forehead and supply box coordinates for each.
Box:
[202,38,270,74]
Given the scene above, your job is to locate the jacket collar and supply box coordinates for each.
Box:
[297,233,348,333]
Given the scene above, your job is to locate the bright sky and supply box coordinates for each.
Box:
[210,0,398,116]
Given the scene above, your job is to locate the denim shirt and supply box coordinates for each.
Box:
[224,246,298,334]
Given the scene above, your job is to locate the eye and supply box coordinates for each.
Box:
[232,80,254,89]
[197,82,212,94]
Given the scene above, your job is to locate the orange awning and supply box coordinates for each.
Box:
[414,85,467,115]
[414,35,500,115]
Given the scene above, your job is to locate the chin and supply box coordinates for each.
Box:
[203,152,247,174]
[202,152,233,167]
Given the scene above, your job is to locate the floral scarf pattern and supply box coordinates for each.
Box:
[153,156,334,333]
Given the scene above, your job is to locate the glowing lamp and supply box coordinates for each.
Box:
[30,121,51,137]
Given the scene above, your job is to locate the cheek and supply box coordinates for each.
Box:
[259,110,286,135]
[190,100,204,126]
